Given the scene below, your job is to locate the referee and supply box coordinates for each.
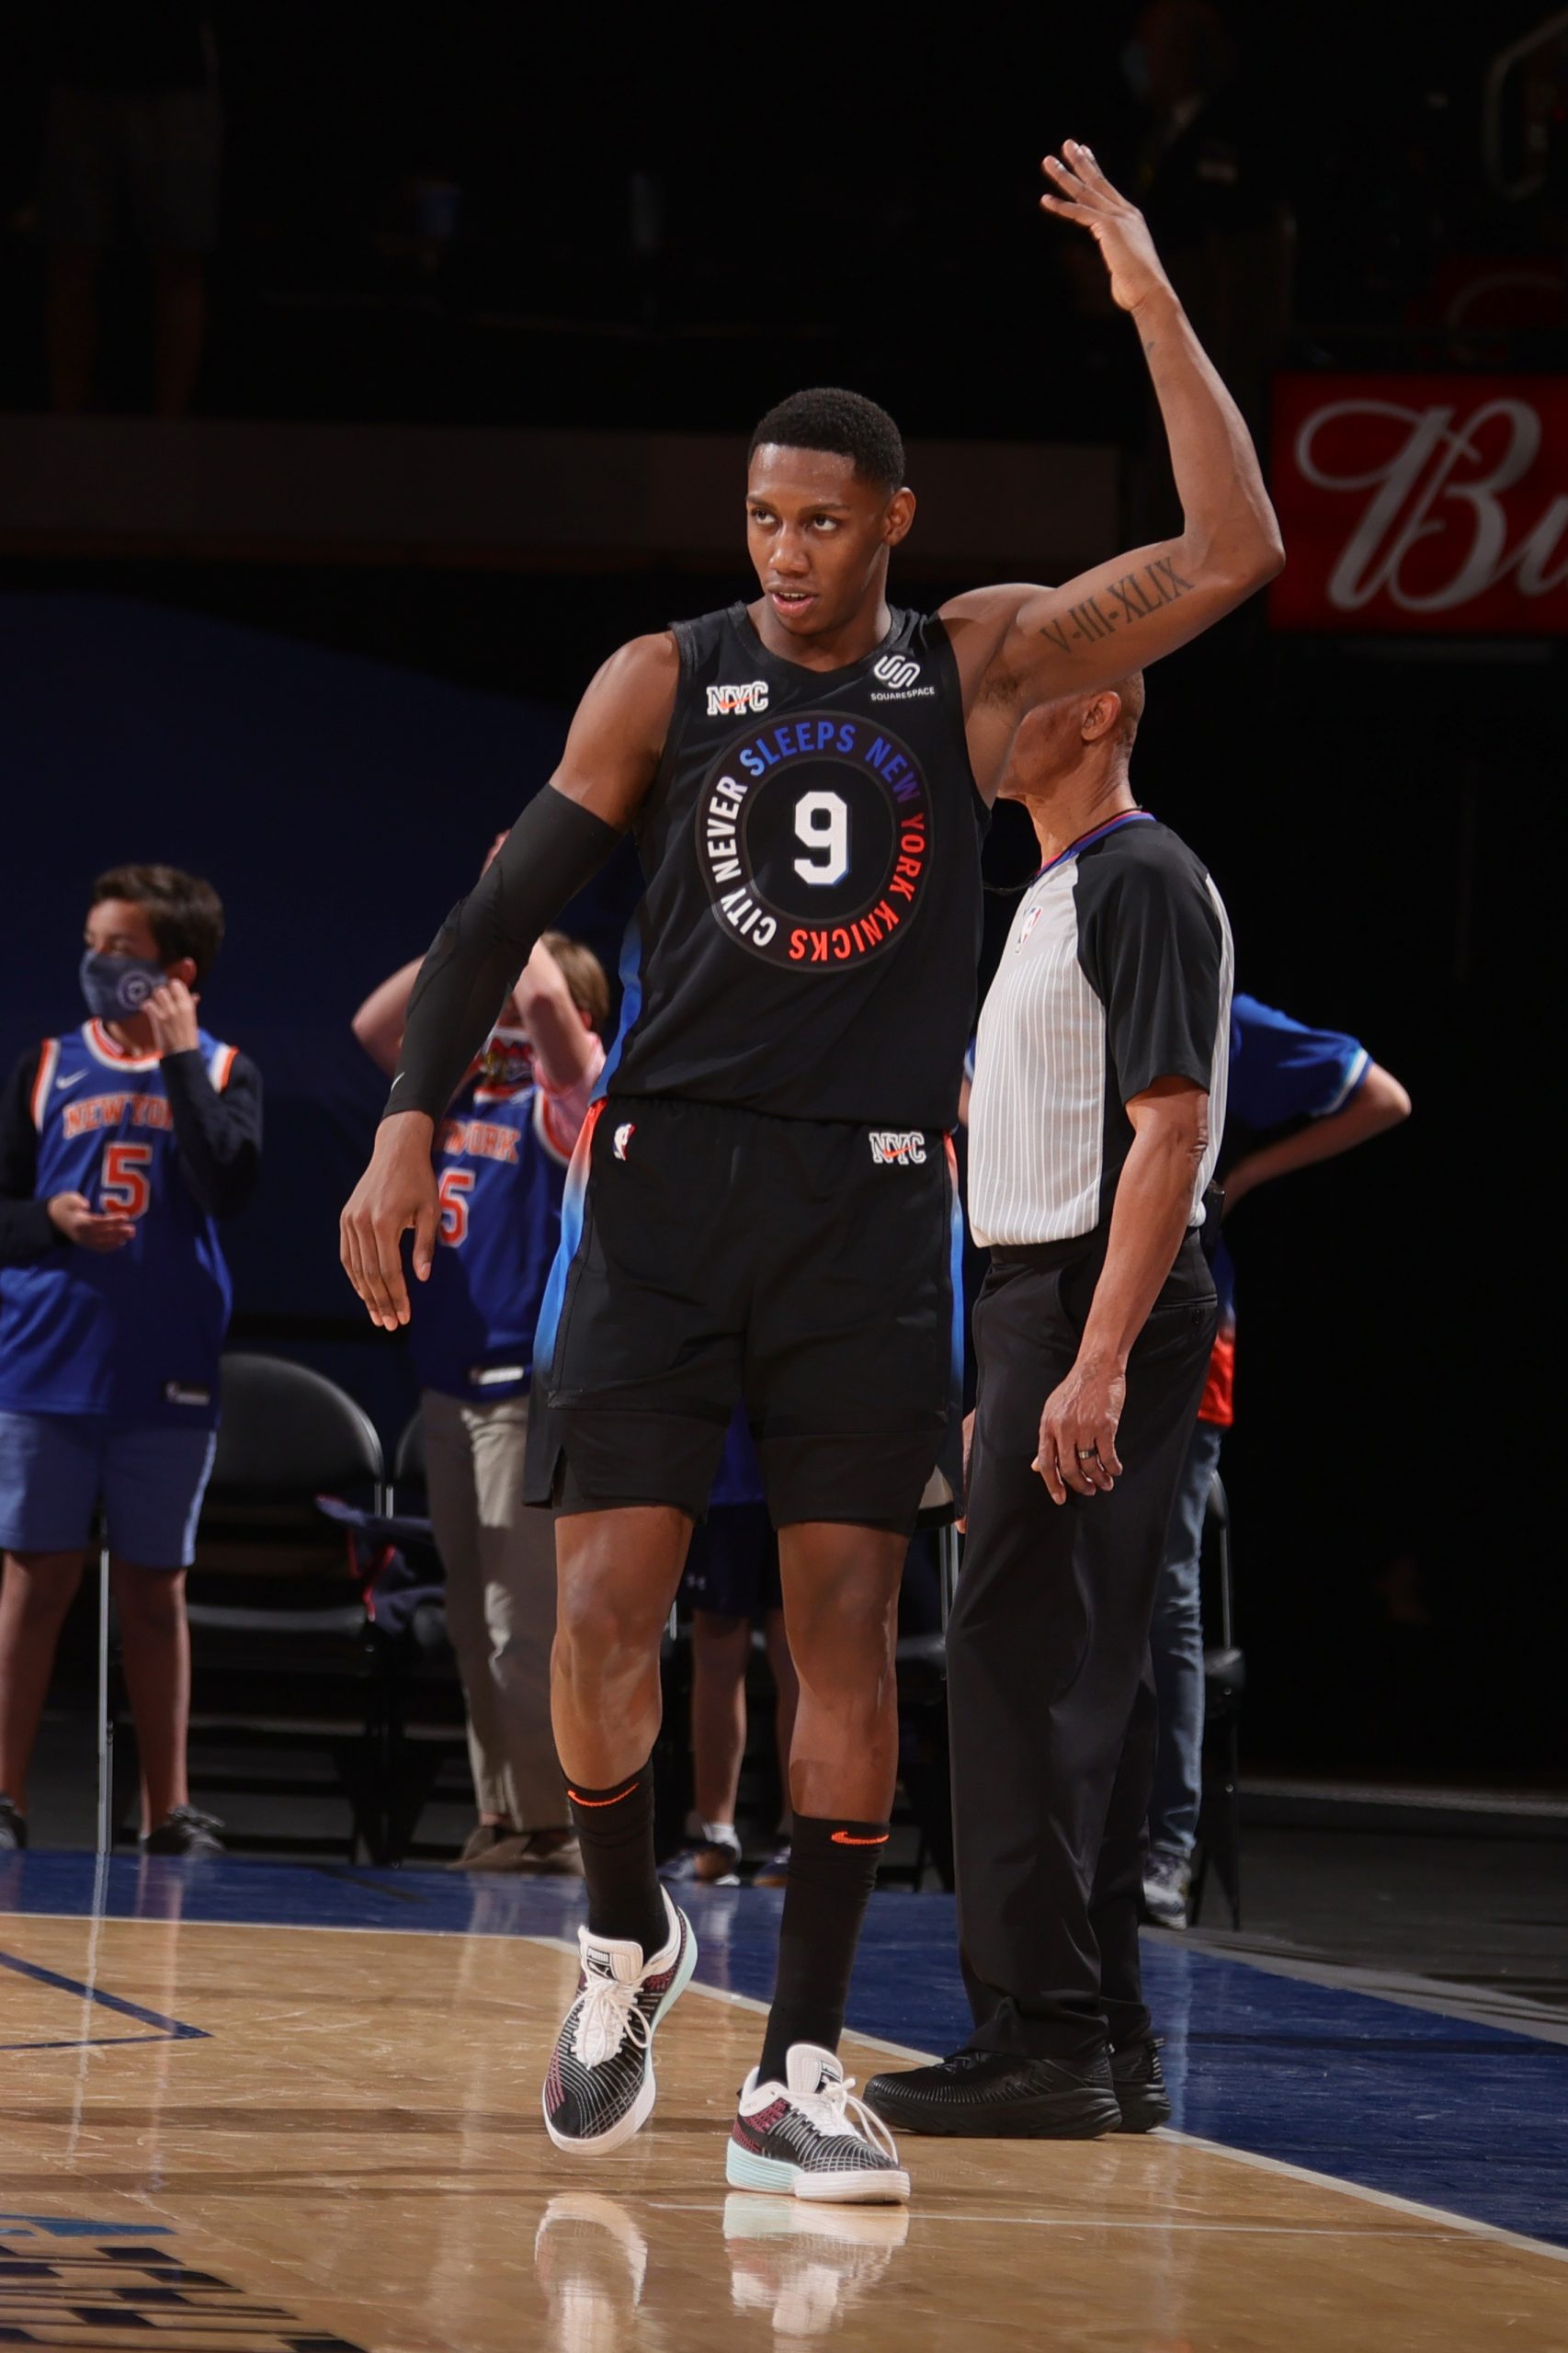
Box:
[868,670,1231,2141]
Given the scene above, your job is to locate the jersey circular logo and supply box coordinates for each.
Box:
[694,709,934,968]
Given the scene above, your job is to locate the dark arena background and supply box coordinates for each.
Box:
[0,6,1563,2349]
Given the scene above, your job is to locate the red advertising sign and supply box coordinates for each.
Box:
[1269,373,1568,634]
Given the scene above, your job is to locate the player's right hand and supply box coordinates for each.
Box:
[339,1114,438,1330]
[48,1191,135,1253]
[1040,141,1173,317]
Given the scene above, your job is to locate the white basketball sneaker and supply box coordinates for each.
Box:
[726,2043,911,2203]
[541,1888,697,2154]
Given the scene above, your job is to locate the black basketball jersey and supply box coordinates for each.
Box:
[605,602,986,1128]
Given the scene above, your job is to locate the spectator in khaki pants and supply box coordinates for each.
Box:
[353,847,608,1870]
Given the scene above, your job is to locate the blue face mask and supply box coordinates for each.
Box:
[79,949,168,1024]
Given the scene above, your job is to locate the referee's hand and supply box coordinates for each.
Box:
[1034,1361,1124,1504]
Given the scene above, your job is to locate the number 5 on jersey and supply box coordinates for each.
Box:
[438,1165,473,1246]
[100,1141,152,1220]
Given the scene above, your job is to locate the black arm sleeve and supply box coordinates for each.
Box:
[164,1051,264,1219]
[1078,847,1224,1106]
[385,785,622,1124]
[0,1048,61,1268]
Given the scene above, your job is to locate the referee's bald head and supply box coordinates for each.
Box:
[1001,673,1145,805]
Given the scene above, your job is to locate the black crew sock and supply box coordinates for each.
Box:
[757,1812,888,2085]
[566,1763,667,1958]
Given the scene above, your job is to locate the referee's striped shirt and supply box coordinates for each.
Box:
[969,812,1233,1247]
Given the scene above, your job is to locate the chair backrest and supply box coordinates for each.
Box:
[393,1408,426,1491]
[1203,1469,1235,1651]
[209,1354,385,1501]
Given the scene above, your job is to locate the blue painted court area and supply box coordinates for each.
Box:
[3,1851,1563,2254]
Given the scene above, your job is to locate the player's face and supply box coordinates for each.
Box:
[745,448,912,639]
[85,900,165,965]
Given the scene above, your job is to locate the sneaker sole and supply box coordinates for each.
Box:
[1113,2088,1173,2134]
[541,1910,699,2157]
[725,2143,911,2204]
[866,2086,1120,2142]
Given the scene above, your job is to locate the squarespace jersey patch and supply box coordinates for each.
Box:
[694,710,933,968]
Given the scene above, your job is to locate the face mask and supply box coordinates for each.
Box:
[79,949,168,1024]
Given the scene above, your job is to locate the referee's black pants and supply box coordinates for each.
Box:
[949,1230,1217,2064]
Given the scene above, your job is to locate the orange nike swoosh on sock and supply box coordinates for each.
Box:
[567,1782,640,1807]
[830,1830,890,1846]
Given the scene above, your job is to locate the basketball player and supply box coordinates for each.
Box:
[341,142,1284,2202]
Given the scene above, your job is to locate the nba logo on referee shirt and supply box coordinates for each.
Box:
[613,1122,635,1160]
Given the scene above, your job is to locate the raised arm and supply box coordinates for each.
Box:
[351,959,424,1078]
[340,631,677,1329]
[945,141,1284,786]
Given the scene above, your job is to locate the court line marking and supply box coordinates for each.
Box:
[0,1947,210,2048]
[8,1911,1567,2268]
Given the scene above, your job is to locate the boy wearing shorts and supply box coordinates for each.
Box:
[0,864,260,1853]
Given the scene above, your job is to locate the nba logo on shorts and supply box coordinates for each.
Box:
[613,1122,636,1161]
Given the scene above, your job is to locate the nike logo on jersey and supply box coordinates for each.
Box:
[55,1071,86,1089]
[869,1131,926,1165]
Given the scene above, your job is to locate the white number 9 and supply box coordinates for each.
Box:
[792,790,850,886]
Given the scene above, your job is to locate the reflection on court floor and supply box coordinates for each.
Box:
[0,1857,1564,2351]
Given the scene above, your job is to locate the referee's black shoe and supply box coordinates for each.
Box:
[1110,2037,1172,2133]
[862,2048,1120,2140]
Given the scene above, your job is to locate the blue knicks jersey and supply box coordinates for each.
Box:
[0,1022,237,1425]
[411,1030,579,1402]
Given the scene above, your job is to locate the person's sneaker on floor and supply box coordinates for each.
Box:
[0,1795,26,1851]
[140,1804,224,1858]
[533,2190,647,2337]
[542,1887,697,2154]
[751,1839,791,1888]
[659,1817,743,1887]
[863,2045,1120,2140]
[1142,1848,1191,1929]
[728,2044,911,2203]
[723,2191,908,2335]
[448,1822,518,1870]
[1110,2035,1173,2132]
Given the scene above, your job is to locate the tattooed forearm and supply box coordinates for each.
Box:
[1037,554,1194,655]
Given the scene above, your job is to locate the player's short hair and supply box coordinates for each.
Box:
[748,387,905,495]
[91,864,225,982]
[540,930,611,1035]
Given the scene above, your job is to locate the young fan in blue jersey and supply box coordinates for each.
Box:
[0,864,261,1857]
[1142,992,1411,1927]
[353,862,608,1872]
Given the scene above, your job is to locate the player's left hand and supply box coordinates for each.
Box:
[1040,140,1173,316]
[144,978,201,1058]
[1034,1357,1125,1504]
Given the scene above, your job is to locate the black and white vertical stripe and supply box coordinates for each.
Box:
[969,821,1233,1248]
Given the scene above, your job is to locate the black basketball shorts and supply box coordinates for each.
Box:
[523,1095,960,1530]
